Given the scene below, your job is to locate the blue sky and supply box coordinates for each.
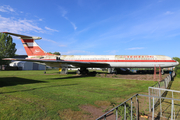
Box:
[0,0,180,58]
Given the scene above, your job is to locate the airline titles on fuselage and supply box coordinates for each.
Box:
[64,56,156,60]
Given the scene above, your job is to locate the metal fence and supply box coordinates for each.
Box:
[96,93,180,120]
[149,87,180,119]
[96,71,178,120]
[149,71,176,114]
[96,94,139,120]
[151,71,175,89]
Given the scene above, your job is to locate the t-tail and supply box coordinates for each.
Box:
[3,32,53,57]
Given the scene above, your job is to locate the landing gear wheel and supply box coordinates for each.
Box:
[78,68,89,75]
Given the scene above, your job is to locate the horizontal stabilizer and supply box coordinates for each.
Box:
[2,32,41,40]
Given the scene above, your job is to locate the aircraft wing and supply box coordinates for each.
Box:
[3,58,110,68]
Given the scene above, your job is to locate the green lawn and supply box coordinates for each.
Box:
[0,70,156,119]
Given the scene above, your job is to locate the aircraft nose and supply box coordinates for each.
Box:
[177,61,179,65]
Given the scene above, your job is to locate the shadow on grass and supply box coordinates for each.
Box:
[52,75,94,80]
[0,83,78,94]
[52,72,98,80]
[0,77,46,87]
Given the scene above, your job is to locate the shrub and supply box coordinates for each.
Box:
[176,69,180,78]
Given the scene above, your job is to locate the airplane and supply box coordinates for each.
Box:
[2,32,179,74]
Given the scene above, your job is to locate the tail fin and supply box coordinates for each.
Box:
[3,32,53,56]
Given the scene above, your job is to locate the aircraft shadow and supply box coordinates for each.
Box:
[52,72,98,80]
[52,75,94,80]
[0,77,46,87]
[0,83,78,94]
[51,71,154,80]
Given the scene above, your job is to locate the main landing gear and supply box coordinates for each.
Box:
[44,65,46,74]
[77,67,89,75]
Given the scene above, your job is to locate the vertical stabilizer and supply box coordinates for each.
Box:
[21,38,52,56]
[3,32,53,56]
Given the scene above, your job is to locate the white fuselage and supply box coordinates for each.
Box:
[34,55,178,68]
[62,55,178,68]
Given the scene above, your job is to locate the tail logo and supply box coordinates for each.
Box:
[34,49,40,53]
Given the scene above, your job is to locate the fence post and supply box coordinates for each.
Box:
[159,89,162,117]
[149,87,151,112]
[171,99,174,120]
[152,97,154,120]
[124,102,126,120]
[104,115,106,120]
[116,108,118,120]
[136,96,139,120]
[131,98,133,120]
[164,79,166,89]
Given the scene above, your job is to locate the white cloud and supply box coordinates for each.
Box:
[59,6,77,30]
[59,7,67,17]
[45,26,59,32]
[0,6,58,34]
[70,22,77,30]
[0,5,15,13]
[165,11,174,15]
[0,15,44,33]
[43,38,66,47]
[126,47,144,50]
[106,50,119,54]
[16,48,26,55]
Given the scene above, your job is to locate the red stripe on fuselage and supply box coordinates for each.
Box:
[70,60,176,62]
[26,59,176,63]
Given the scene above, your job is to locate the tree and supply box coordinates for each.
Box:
[53,52,61,55]
[0,33,17,65]
[173,57,180,75]
[173,57,180,63]
[48,52,61,55]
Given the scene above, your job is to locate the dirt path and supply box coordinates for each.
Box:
[96,73,169,81]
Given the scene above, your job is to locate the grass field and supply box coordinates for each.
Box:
[0,70,157,119]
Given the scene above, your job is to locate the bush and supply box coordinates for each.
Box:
[176,69,180,78]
